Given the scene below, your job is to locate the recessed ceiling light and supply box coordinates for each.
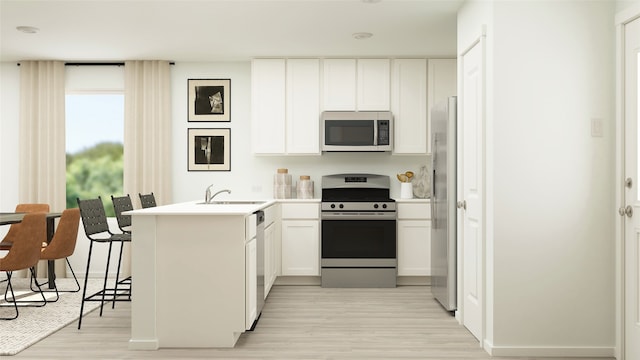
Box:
[16,26,39,34]
[362,0,382,3]
[353,32,373,40]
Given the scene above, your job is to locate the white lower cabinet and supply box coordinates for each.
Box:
[396,201,431,276]
[264,221,276,296]
[245,236,257,330]
[280,202,320,276]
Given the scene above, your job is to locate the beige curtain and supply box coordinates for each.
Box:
[121,61,172,276]
[123,61,172,206]
[18,61,67,277]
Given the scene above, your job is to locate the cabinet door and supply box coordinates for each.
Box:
[286,59,320,154]
[281,220,319,276]
[245,237,257,329]
[252,59,286,154]
[322,59,356,110]
[264,222,275,297]
[357,59,390,111]
[392,59,428,154]
[427,59,456,152]
[397,220,431,276]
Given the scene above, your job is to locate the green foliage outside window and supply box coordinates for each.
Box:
[66,142,123,217]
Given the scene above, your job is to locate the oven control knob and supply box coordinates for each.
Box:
[330,204,336,209]
[339,204,344,209]
[382,204,387,209]
[374,204,379,209]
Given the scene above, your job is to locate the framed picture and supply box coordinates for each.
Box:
[188,128,231,171]
[188,79,231,122]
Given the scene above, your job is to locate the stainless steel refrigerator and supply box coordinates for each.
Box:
[430,96,457,312]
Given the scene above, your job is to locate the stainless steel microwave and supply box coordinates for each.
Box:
[321,111,393,152]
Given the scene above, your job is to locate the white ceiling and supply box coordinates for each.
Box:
[0,0,462,62]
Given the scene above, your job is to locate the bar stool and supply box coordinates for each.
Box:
[76,197,131,329]
[110,194,134,308]
[138,192,157,208]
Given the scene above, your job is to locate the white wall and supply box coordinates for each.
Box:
[459,0,616,356]
[0,63,20,218]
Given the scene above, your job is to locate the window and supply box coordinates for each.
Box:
[65,93,124,216]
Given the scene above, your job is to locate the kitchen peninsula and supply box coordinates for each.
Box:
[127,200,276,350]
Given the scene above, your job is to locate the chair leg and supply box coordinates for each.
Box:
[112,241,130,309]
[29,267,47,306]
[30,258,80,295]
[78,241,94,329]
[99,242,114,316]
[4,267,48,307]
[0,272,18,320]
[29,266,59,302]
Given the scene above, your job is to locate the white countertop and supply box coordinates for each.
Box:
[393,197,431,203]
[126,199,278,216]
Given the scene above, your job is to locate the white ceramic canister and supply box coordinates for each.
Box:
[296,175,314,199]
[274,168,292,199]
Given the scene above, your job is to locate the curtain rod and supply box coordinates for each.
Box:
[17,62,175,66]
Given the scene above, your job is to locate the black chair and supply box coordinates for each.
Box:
[139,192,157,208]
[111,194,133,234]
[110,195,134,308]
[76,197,131,329]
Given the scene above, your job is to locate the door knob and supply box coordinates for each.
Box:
[457,200,467,210]
[619,207,626,216]
[626,205,633,218]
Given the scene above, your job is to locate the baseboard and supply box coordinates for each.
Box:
[397,276,430,286]
[274,276,431,286]
[128,339,159,350]
[274,276,321,286]
[485,339,615,358]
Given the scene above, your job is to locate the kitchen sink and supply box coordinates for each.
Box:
[197,200,267,205]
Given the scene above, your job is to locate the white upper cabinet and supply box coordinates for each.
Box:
[286,59,320,154]
[357,59,391,111]
[392,59,428,154]
[322,58,390,111]
[252,59,286,154]
[322,59,357,110]
[427,59,457,152]
[252,58,320,155]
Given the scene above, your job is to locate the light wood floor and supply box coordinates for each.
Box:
[13,285,613,360]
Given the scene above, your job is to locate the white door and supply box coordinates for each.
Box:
[623,15,640,360]
[459,39,484,341]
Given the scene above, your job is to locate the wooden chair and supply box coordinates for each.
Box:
[138,192,157,208]
[32,208,81,301]
[0,213,48,320]
[0,203,50,251]
[76,197,131,329]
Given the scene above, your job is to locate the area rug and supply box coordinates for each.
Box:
[0,278,104,356]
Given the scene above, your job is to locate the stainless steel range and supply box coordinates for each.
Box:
[321,173,397,288]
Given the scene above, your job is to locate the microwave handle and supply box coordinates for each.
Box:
[373,121,378,146]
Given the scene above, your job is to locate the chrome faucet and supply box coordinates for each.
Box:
[205,185,231,203]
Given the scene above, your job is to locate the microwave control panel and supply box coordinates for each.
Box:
[377,120,390,145]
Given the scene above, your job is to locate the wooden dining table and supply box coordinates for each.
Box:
[0,211,62,289]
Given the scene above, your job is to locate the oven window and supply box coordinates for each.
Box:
[325,120,374,146]
[322,220,396,258]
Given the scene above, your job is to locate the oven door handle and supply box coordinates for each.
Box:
[321,212,397,221]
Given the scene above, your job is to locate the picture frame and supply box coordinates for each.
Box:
[187,79,231,122]
[187,128,231,171]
